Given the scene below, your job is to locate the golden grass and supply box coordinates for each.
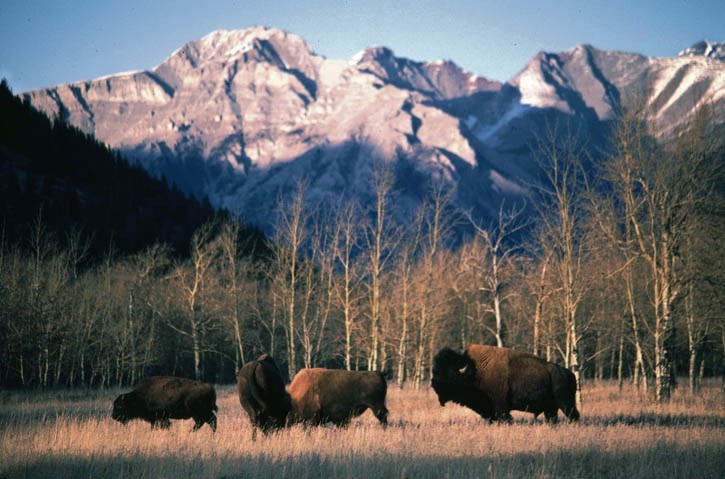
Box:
[1,381,724,478]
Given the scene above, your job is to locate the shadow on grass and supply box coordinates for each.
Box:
[3,444,725,479]
[387,412,725,429]
[579,413,725,428]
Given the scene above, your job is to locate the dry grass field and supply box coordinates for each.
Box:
[1,380,724,479]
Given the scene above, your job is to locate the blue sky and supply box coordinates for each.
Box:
[1,0,723,92]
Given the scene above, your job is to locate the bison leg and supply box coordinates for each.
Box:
[192,412,217,432]
[152,417,171,429]
[191,418,206,431]
[562,405,580,422]
[208,412,217,431]
[544,409,559,424]
[492,411,513,423]
[490,396,513,423]
[335,417,352,427]
[373,406,389,427]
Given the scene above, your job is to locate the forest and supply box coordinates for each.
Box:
[1,80,723,405]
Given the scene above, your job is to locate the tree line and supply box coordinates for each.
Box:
[1,93,723,403]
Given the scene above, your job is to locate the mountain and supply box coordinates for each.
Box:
[20,27,725,232]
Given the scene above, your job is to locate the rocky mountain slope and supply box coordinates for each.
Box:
[22,28,725,231]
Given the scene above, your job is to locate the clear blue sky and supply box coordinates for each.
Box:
[1,0,722,92]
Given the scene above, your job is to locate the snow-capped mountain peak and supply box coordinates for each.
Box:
[161,26,320,81]
[678,40,725,61]
[20,30,725,233]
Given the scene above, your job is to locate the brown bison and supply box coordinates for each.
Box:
[288,368,388,427]
[432,344,579,423]
[112,376,218,431]
[237,354,292,437]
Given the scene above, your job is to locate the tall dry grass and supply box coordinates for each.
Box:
[1,381,724,478]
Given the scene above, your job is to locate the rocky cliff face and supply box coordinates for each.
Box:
[22,28,725,231]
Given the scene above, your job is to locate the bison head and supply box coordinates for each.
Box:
[111,393,135,424]
[247,355,292,430]
[431,347,476,406]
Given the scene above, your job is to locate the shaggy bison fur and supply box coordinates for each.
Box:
[432,344,579,423]
[237,354,291,436]
[112,376,218,431]
[288,368,388,427]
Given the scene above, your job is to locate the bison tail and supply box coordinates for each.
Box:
[209,387,219,411]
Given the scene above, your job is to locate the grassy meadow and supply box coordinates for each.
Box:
[1,381,724,479]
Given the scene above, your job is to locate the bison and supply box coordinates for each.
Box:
[237,354,291,437]
[112,376,218,431]
[432,344,579,423]
[288,368,388,427]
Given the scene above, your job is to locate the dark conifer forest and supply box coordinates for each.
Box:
[0,79,222,257]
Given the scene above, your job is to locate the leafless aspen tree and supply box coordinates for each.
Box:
[273,180,312,378]
[467,203,526,348]
[533,123,589,408]
[363,165,400,371]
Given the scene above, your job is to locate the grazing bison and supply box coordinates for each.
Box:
[432,344,579,423]
[112,376,218,431]
[288,368,388,427]
[237,354,291,436]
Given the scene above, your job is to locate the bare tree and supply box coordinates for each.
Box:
[599,105,723,400]
[297,255,318,368]
[167,221,219,380]
[447,240,476,350]
[590,146,649,391]
[411,182,456,388]
[467,203,526,347]
[533,123,589,407]
[273,180,311,378]
[391,216,424,386]
[362,164,400,371]
[330,199,364,370]
[120,243,169,384]
[526,249,556,359]
[673,110,724,394]
[28,214,67,388]
[217,218,258,368]
[602,111,665,400]
[299,211,338,368]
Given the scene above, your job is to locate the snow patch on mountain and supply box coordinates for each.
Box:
[20,27,725,232]
[473,103,531,144]
[678,40,725,61]
[490,170,526,195]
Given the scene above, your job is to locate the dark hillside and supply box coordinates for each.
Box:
[0,79,267,258]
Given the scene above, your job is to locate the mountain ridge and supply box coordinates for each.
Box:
[20,27,725,232]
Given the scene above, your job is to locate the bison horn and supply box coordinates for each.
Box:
[249,362,268,410]
[458,364,469,374]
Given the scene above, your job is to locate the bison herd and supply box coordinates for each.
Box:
[112,344,579,433]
